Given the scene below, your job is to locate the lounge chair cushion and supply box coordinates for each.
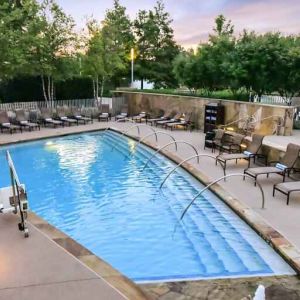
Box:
[246,167,282,176]
[218,153,248,162]
[275,182,300,194]
[45,118,52,122]
[2,122,10,126]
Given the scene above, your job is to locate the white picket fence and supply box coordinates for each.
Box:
[254,94,300,106]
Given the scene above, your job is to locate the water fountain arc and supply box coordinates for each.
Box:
[159,154,225,188]
[142,141,201,171]
[181,173,265,221]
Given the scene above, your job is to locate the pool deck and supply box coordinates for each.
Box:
[0,122,300,300]
[0,214,130,300]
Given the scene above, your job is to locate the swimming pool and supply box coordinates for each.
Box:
[0,130,294,282]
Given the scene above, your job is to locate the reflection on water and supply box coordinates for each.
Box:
[45,137,98,178]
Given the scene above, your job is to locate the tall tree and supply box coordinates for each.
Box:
[0,0,40,80]
[83,19,126,105]
[28,0,76,103]
[103,0,134,85]
[269,35,300,105]
[134,0,179,89]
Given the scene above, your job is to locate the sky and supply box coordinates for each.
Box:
[56,0,300,48]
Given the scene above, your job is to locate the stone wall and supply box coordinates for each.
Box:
[113,91,294,136]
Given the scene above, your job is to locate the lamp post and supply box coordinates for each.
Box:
[131,48,134,88]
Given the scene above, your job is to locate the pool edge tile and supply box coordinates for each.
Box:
[28,212,149,300]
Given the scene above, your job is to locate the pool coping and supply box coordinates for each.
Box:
[27,211,149,300]
[1,127,300,289]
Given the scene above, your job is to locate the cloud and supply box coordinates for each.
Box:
[55,0,300,48]
[171,0,300,47]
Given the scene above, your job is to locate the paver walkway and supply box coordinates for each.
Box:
[0,214,126,300]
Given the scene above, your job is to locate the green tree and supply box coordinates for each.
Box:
[173,51,203,92]
[103,0,134,85]
[83,19,126,105]
[233,32,281,99]
[28,0,76,103]
[134,0,179,89]
[0,0,40,80]
[269,36,300,105]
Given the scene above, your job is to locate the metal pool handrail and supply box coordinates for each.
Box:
[6,151,22,190]
[133,131,178,154]
[159,154,226,188]
[180,173,265,221]
[103,117,136,133]
[109,124,158,152]
[142,141,200,171]
[122,124,158,142]
[6,150,29,238]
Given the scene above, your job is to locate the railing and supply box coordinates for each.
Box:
[122,124,158,142]
[0,98,113,111]
[135,131,178,152]
[5,151,29,238]
[180,173,265,221]
[142,141,200,171]
[254,94,300,106]
[159,154,226,188]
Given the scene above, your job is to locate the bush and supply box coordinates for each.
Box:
[0,76,113,103]
[135,88,249,101]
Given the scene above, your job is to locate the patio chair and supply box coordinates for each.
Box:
[216,134,265,170]
[0,110,22,134]
[132,111,147,123]
[166,112,193,131]
[56,107,77,126]
[15,109,40,131]
[71,107,93,124]
[156,112,181,127]
[147,111,171,126]
[40,108,63,128]
[204,129,225,152]
[219,133,245,154]
[115,106,128,121]
[273,181,300,205]
[98,104,111,122]
[244,143,300,184]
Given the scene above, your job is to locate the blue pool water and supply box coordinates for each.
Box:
[0,131,294,281]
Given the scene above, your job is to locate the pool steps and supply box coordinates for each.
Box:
[101,131,271,275]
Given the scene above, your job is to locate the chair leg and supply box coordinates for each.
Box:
[287,193,290,205]
[273,187,275,197]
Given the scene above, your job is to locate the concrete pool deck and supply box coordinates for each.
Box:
[0,214,131,300]
[0,122,300,299]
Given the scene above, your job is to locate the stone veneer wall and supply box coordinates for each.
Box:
[113,91,295,136]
